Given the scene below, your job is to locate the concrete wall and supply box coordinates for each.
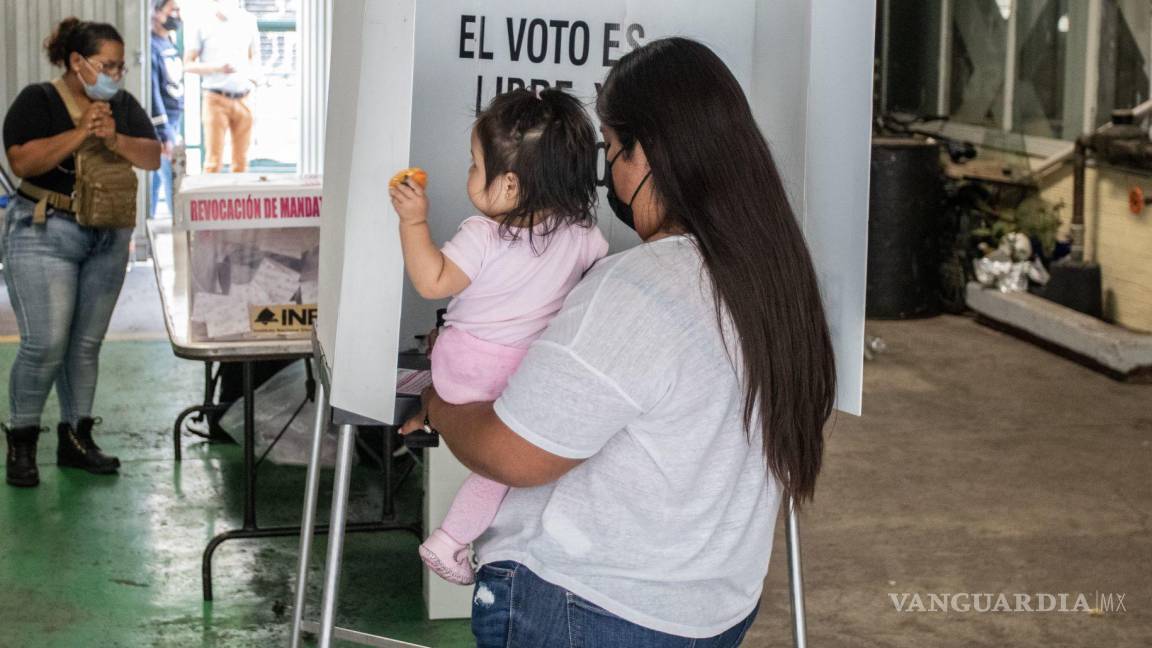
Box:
[1039,164,1152,333]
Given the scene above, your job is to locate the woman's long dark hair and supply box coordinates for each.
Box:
[597,38,835,506]
[45,17,123,68]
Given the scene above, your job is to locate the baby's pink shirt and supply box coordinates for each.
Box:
[440,215,609,347]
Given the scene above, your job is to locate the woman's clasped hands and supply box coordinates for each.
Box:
[79,101,115,147]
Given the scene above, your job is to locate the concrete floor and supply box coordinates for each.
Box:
[749,316,1152,648]
[1,271,1149,646]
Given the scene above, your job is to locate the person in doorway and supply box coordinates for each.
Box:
[184,0,259,173]
[403,38,837,646]
[150,0,184,217]
[2,18,161,488]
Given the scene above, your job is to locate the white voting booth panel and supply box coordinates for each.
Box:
[318,0,873,625]
[317,0,411,426]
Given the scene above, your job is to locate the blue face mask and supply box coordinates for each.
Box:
[81,59,122,101]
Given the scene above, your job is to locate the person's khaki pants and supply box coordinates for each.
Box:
[203,91,253,173]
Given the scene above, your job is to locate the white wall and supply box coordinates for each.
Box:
[750,0,873,416]
[798,0,874,416]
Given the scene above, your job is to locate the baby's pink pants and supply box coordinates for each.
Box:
[430,326,529,544]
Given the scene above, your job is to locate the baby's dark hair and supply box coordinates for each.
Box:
[474,88,598,251]
[44,17,123,68]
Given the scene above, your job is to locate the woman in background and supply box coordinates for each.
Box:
[2,18,160,487]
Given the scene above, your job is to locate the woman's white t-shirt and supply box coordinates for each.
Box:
[480,235,782,638]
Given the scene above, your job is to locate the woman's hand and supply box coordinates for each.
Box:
[399,385,438,435]
[93,117,117,149]
[79,101,112,137]
[389,179,429,226]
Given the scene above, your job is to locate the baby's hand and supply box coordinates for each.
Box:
[389,179,428,226]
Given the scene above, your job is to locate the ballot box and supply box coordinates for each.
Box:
[174,174,323,342]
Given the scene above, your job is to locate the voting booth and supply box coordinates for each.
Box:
[173,174,323,342]
[310,0,874,636]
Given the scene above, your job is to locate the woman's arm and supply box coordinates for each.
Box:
[5,128,87,178]
[109,134,161,171]
[416,389,583,488]
[94,95,161,171]
[390,181,471,299]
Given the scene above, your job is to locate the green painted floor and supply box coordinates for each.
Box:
[0,341,473,648]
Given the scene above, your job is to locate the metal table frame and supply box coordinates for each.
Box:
[149,220,421,602]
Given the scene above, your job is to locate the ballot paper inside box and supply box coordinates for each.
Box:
[188,228,321,341]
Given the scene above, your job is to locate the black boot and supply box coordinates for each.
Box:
[4,425,42,487]
[57,418,119,474]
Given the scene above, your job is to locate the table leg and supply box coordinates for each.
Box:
[173,406,193,462]
[382,426,395,519]
[172,362,235,461]
[201,361,421,603]
[202,522,420,602]
[243,361,257,530]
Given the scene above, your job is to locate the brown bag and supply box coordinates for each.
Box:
[51,78,138,229]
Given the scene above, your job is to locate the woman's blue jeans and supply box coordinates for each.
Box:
[0,195,131,427]
[472,561,759,647]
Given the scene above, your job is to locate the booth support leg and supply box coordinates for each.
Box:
[785,495,808,648]
[317,423,356,648]
[289,381,329,648]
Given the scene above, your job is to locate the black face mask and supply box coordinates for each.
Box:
[605,147,650,231]
[163,15,182,31]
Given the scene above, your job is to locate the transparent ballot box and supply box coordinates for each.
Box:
[175,174,322,342]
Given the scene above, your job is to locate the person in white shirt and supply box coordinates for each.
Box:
[184,0,258,173]
[403,37,838,647]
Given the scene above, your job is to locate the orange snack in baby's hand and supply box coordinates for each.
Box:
[389,167,428,189]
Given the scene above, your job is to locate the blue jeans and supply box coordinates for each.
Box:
[472,562,759,647]
[0,195,131,427]
[150,114,181,218]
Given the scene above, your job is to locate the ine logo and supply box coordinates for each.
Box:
[249,304,318,332]
[255,308,278,325]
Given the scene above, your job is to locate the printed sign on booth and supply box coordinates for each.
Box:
[403,0,758,348]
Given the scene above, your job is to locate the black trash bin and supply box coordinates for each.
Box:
[867,137,944,319]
